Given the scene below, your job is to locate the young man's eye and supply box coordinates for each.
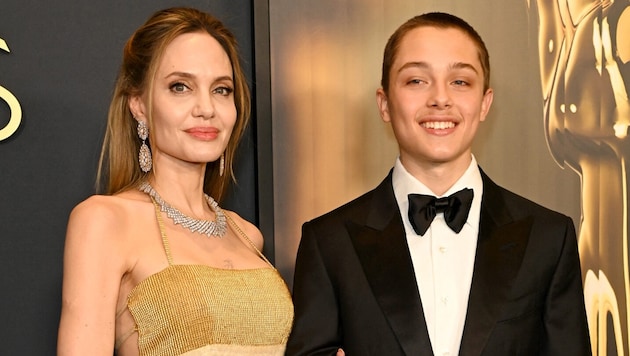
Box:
[407,79,425,85]
[452,80,468,86]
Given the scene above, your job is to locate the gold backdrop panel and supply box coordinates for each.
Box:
[270,0,581,292]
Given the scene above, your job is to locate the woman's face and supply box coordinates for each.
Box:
[131,31,237,169]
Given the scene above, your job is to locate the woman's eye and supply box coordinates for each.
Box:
[213,86,234,96]
[170,82,189,93]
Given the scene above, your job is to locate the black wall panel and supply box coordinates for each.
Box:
[0,1,256,353]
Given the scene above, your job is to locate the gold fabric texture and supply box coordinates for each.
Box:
[127,266,293,356]
[123,198,294,356]
[179,343,286,355]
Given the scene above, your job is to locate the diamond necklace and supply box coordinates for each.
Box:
[138,181,227,237]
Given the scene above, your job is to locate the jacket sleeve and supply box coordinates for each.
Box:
[285,222,342,356]
[542,217,592,355]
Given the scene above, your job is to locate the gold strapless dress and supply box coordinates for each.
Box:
[116,198,294,356]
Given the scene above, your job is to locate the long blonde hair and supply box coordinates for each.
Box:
[97,7,250,202]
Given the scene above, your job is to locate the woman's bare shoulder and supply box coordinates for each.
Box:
[224,210,264,250]
[71,190,148,218]
[67,190,150,242]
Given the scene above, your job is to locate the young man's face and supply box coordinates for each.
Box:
[377,26,493,174]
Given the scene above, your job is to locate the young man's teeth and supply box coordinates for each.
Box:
[422,121,455,129]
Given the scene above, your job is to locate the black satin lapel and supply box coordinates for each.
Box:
[459,213,533,356]
[347,217,432,355]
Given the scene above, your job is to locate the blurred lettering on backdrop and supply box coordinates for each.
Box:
[0,37,22,141]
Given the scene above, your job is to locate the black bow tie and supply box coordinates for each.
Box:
[408,188,474,235]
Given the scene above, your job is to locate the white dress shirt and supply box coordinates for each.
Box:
[392,155,483,356]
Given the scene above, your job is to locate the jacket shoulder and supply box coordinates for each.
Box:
[304,173,395,232]
[482,170,573,226]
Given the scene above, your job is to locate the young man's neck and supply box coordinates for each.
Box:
[400,154,473,196]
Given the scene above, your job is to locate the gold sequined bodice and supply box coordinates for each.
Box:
[117,198,293,356]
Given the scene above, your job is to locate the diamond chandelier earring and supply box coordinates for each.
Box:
[219,153,225,177]
[137,120,152,173]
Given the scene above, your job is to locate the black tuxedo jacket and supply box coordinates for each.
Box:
[286,169,591,356]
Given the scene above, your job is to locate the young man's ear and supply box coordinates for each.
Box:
[479,88,494,122]
[376,88,391,123]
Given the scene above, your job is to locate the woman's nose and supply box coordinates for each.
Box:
[193,92,216,118]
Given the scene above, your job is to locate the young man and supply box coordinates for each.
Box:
[286,12,591,356]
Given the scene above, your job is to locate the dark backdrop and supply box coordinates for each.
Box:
[0,1,262,353]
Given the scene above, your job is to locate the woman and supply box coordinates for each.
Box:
[57,7,293,355]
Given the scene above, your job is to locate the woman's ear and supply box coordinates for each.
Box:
[129,95,146,120]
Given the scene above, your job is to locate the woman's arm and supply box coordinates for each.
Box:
[57,196,127,355]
